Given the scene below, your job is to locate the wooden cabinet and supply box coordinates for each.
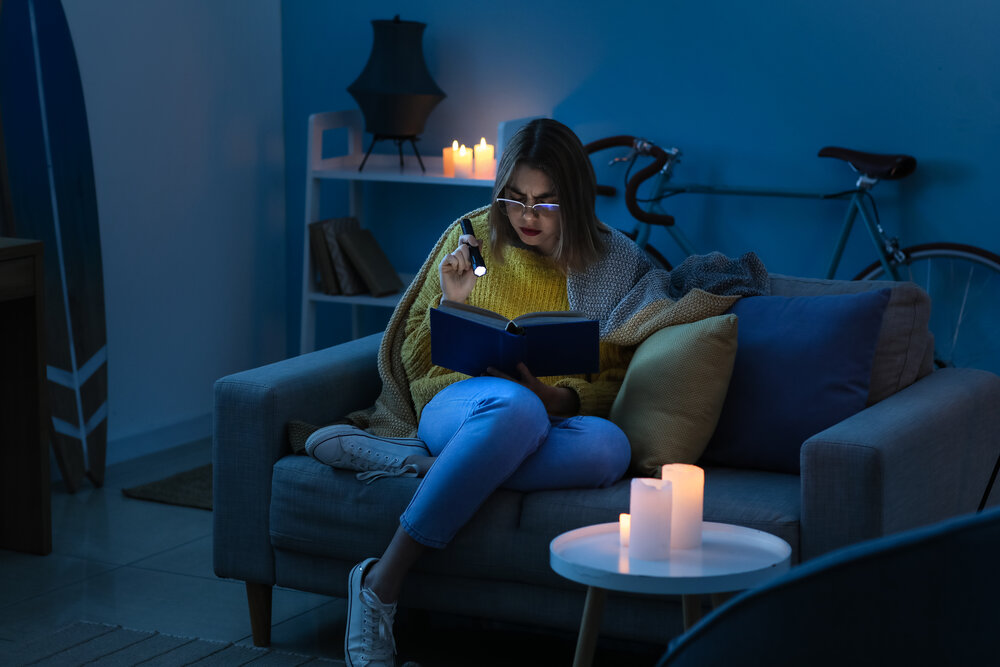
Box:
[0,237,50,554]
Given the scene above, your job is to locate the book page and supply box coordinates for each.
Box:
[438,300,511,330]
[513,310,591,327]
[438,301,595,331]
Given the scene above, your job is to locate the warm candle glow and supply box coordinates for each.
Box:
[454,143,474,178]
[619,513,630,547]
[442,139,458,177]
[661,464,705,549]
[629,478,672,560]
[473,136,495,180]
[618,549,630,574]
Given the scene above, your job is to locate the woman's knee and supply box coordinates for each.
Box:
[575,417,632,484]
[434,376,548,431]
[431,376,546,419]
[419,377,549,456]
[478,377,548,424]
[472,379,549,455]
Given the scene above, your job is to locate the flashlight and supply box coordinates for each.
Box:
[460,217,487,277]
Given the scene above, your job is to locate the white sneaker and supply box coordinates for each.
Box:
[345,558,397,667]
[305,424,427,482]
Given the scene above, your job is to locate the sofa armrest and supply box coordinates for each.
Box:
[800,367,1000,560]
[213,332,383,583]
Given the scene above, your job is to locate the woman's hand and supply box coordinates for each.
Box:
[438,233,481,303]
[487,362,580,416]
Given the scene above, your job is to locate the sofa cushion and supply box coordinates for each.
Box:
[269,455,555,587]
[608,314,738,477]
[768,274,933,404]
[701,289,890,474]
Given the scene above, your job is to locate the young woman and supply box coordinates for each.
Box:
[304,118,768,666]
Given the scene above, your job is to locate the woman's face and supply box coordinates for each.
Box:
[503,164,561,256]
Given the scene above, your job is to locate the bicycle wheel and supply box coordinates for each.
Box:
[854,243,1000,374]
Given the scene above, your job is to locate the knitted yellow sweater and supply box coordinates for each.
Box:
[401,212,631,421]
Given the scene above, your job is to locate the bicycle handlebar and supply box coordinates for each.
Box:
[584,135,676,227]
[584,134,921,236]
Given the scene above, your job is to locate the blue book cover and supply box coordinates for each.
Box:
[430,300,600,378]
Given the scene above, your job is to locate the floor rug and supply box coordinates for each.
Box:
[121,463,212,510]
[0,621,342,666]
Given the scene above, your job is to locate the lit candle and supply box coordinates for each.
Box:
[629,478,672,560]
[473,137,495,180]
[661,464,705,549]
[442,139,458,177]
[619,513,631,547]
[454,143,473,179]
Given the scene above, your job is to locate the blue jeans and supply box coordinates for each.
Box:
[401,377,631,548]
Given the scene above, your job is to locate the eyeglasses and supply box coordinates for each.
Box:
[495,198,561,218]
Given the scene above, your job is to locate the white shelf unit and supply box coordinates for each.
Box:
[300,110,495,353]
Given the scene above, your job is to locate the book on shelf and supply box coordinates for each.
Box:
[308,221,340,294]
[337,228,405,297]
[319,217,367,295]
[430,300,600,378]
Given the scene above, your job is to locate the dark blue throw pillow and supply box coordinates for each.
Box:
[700,289,891,474]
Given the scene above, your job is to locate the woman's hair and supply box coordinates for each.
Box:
[488,118,608,272]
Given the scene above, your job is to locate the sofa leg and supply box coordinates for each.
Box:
[246,582,273,646]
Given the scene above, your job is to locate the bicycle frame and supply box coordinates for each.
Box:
[826,187,900,281]
[645,170,902,280]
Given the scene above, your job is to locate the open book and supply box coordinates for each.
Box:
[430,300,600,377]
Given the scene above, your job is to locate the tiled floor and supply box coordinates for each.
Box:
[0,439,664,666]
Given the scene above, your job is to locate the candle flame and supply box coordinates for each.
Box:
[480,137,487,147]
[452,139,459,151]
[459,144,467,155]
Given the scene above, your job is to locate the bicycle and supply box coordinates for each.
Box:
[584,136,1000,376]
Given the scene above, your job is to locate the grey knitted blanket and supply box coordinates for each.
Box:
[569,225,769,345]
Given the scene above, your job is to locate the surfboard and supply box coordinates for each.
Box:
[0,0,108,491]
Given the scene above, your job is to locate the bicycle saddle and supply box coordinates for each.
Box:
[818,147,917,180]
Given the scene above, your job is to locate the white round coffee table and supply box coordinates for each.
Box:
[550,521,792,667]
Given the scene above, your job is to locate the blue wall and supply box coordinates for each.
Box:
[64,0,286,464]
[282,0,1000,353]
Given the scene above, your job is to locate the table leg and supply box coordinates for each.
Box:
[572,586,607,667]
[682,594,703,631]
[682,592,735,631]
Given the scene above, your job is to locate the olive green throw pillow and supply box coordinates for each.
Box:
[609,314,739,477]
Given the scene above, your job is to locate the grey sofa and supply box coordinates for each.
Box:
[213,274,1000,647]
